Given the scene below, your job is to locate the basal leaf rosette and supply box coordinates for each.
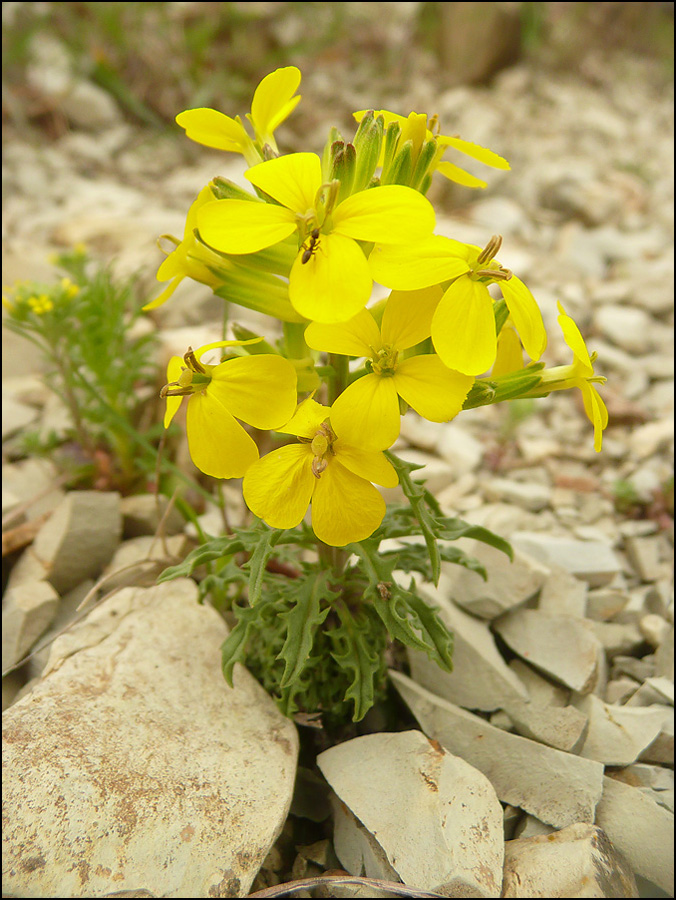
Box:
[196,152,436,324]
[242,398,399,547]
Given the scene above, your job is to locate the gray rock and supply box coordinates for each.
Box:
[436,423,485,474]
[408,579,529,712]
[511,532,622,588]
[624,676,674,708]
[1,580,59,671]
[1,392,39,440]
[593,304,655,355]
[31,491,122,594]
[2,579,298,898]
[605,678,640,705]
[502,823,638,898]
[120,493,186,538]
[585,588,629,621]
[587,620,646,657]
[1,457,65,523]
[317,730,504,897]
[639,613,672,649]
[538,564,588,618]
[573,695,668,766]
[484,477,552,512]
[493,608,603,693]
[442,539,549,620]
[595,775,674,894]
[390,671,604,829]
[624,535,663,583]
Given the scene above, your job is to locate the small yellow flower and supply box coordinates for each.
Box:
[370,234,546,376]
[197,152,436,323]
[162,340,298,479]
[529,302,608,452]
[27,294,54,315]
[243,398,398,547]
[305,287,473,450]
[60,278,80,299]
[354,109,510,189]
[175,67,301,166]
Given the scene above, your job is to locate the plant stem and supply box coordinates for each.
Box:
[327,353,348,405]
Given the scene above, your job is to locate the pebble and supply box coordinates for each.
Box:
[574,695,668,766]
[1,580,59,671]
[510,532,622,588]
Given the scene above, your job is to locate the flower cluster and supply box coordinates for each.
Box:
[153,66,608,547]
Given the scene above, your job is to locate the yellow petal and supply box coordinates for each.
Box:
[332,185,435,243]
[243,444,314,529]
[432,279,497,376]
[144,276,183,312]
[330,374,400,451]
[435,161,487,189]
[393,355,473,421]
[289,232,372,323]
[334,443,399,488]
[311,460,386,546]
[304,308,381,358]
[557,303,593,372]
[279,397,330,439]
[437,136,510,170]
[209,355,297,430]
[175,108,249,153]
[246,152,322,214]
[380,286,443,349]
[369,236,471,291]
[163,356,185,427]
[186,390,259,479]
[500,276,547,362]
[492,324,524,376]
[197,199,296,255]
[249,66,301,138]
[580,383,608,452]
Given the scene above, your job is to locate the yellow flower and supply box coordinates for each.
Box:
[175,67,301,166]
[305,287,473,450]
[60,277,80,299]
[354,109,510,189]
[243,398,398,547]
[162,340,298,479]
[369,234,546,376]
[529,303,608,452]
[28,294,54,315]
[197,152,436,323]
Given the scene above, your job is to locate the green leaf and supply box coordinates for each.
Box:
[242,525,284,605]
[404,586,454,672]
[434,517,513,560]
[221,602,266,686]
[329,604,382,722]
[277,571,335,689]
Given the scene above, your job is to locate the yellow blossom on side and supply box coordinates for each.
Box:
[305,287,473,450]
[242,398,398,547]
[28,294,54,315]
[161,340,298,479]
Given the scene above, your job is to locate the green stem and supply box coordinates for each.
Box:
[283,321,309,359]
[327,353,349,405]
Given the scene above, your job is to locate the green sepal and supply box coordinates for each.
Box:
[383,140,413,186]
[230,324,278,354]
[329,142,356,203]
[493,297,510,334]
[410,138,439,192]
[352,111,384,194]
[321,126,344,181]
[463,364,546,409]
[277,571,335,689]
[381,120,402,180]
[210,177,260,201]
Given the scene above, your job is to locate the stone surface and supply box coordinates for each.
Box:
[390,671,604,829]
[2,579,298,898]
[120,493,186,538]
[1,579,60,671]
[502,823,638,898]
[31,490,122,594]
[510,533,622,588]
[573,695,668,766]
[493,608,603,693]
[595,775,674,895]
[317,730,504,897]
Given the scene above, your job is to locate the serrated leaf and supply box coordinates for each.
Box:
[220,603,265,686]
[277,571,334,688]
[242,525,284,605]
[434,517,513,559]
[329,605,382,722]
[404,587,454,672]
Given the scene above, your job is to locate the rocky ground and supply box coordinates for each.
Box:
[2,18,674,900]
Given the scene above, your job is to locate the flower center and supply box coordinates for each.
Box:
[370,345,399,376]
[470,234,512,283]
[308,421,336,478]
[160,346,212,399]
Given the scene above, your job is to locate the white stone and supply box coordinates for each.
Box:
[408,579,529,711]
[442,539,549,620]
[573,695,668,766]
[484,477,552,512]
[538,564,588,617]
[2,580,298,898]
[390,671,604,829]
[31,491,122,594]
[639,613,672,648]
[317,730,504,897]
[595,775,674,895]
[511,532,622,588]
[1,580,60,671]
[585,588,629,621]
[436,423,485,474]
[625,677,674,707]
[120,493,186,538]
[628,417,674,460]
[502,823,638,898]
[593,304,655,355]
[493,608,603,693]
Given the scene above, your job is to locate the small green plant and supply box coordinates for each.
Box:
[3,247,161,491]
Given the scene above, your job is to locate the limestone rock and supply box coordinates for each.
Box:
[595,775,674,894]
[502,823,638,897]
[120,493,186,538]
[511,532,621,588]
[493,608,603,693]
[317,730,504,897]
[1,579,59,671]
[31,490,122,594]
[390,671,604,829]
[573,695,668,766]
[2,579,298,898]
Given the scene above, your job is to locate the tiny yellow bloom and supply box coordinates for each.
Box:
[369,234,546,376]
[305,287,473,450]
[354,109,510,188]
[530,302,608,452]
[197,152,436,323]
[161,340,298,479]
[28,294,54,315]
[60,277,80,299]
[175,67,301,166]
[243,398,398,547]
